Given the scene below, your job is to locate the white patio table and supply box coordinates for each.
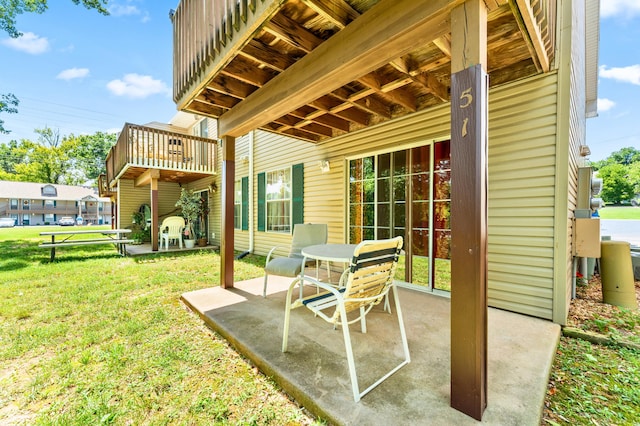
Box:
[298,244,357,298]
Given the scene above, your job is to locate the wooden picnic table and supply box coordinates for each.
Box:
[39,229,133,261]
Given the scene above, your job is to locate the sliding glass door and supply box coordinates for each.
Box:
[348,140,451,292]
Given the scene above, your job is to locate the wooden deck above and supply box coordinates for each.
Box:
[172,0,556,143]
[104,123,218,189]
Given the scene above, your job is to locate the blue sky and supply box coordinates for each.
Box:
[0,0,178,143]
[0,1,639,162]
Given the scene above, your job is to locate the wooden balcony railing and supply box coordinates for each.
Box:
[105,123,217,186]
[98,174,115,198]
[172,0,270,104]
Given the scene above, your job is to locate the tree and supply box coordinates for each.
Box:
[64,132,116,182]
[598,164,634,205]
[628,162,640,197]
[0,93,19,134]
[0,0,109,38]
[13,139,68,184]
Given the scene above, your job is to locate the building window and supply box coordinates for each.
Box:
[266,167,291,233]
[257,164,303,233]
[44,213,54,223]
[41,184,57,196]
[10,199,18,210]
[234,180,242,229]
[194,118,208,137]
[44,199,55,209]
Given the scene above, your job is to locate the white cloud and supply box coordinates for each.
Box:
[108,4,141,17]
[57,67,90,81]
[601,0,640,18]
[1,32,49,54]
[597,98,615,112]
[106,74,170,98]
[599,64,640,85]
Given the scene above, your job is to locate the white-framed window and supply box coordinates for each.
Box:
[194,118,208,137]
[234,180,242,229]
[266,167,291,233]
[10,199,18,210]
[44,213,54,223]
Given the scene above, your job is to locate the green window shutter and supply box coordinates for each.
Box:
[257,172,265,232]
[292,163,304,227]
[241,176,249,231]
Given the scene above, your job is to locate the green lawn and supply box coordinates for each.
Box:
[0,226,317,425]
[598,206,640,220]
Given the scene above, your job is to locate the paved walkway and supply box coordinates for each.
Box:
[182,276,560,425]
[601,219,640,246]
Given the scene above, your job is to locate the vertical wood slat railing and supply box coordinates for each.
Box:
[172,0,259,103]
[105,123,218,187]
[530,0,556,61]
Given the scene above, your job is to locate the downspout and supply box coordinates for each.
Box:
[249,130,255,253]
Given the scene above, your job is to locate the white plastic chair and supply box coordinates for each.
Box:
[282,236,409,402]
[263,223,328,297]
[159,216,185,249]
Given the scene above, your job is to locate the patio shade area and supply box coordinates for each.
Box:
[182,276,560,425]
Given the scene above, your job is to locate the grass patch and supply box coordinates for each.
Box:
[546,338,640,425]
[0,227,317,424]
[598,206,640,220]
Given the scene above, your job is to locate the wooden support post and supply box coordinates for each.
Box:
[450,0,488,421]
[221,136,236,288]
[150,178,159,252]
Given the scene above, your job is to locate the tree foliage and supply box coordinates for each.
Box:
[598,164,634,205]
[0,93,19,134]
[0,0,109,38]
[0,129,114,184]
[593,147,640,205]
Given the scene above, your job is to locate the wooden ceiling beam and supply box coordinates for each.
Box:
[198,91,241,109]
[206,76,257,99]
[187,102,226,118]
[310,113,351,132]
[239,39,296,72]
[413,72,450,102]
[288,107,351,132]
[280,127,322,142]
[220,56,275,87]
[265,13,323,53]
[358,73,417,112]
[219,0,460,137]
[333,107,370,126]
[300,0,359,29]
[433,34,452,57]
[309,97,371,126]
[333,87,392,118]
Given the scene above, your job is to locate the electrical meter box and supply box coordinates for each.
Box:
[573,218,601,258]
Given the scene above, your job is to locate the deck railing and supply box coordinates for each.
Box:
[526,0,556,62]
[98,174,116,198]
[172,0,270,103]
[105,123,217,186]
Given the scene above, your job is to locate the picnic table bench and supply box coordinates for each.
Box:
[39,229,133,261]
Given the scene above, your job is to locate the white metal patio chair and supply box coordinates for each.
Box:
[282,236,410,402]
[263,223,328,297]
[159,216,185,249]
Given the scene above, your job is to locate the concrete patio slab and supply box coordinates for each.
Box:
[182,276,560,425]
